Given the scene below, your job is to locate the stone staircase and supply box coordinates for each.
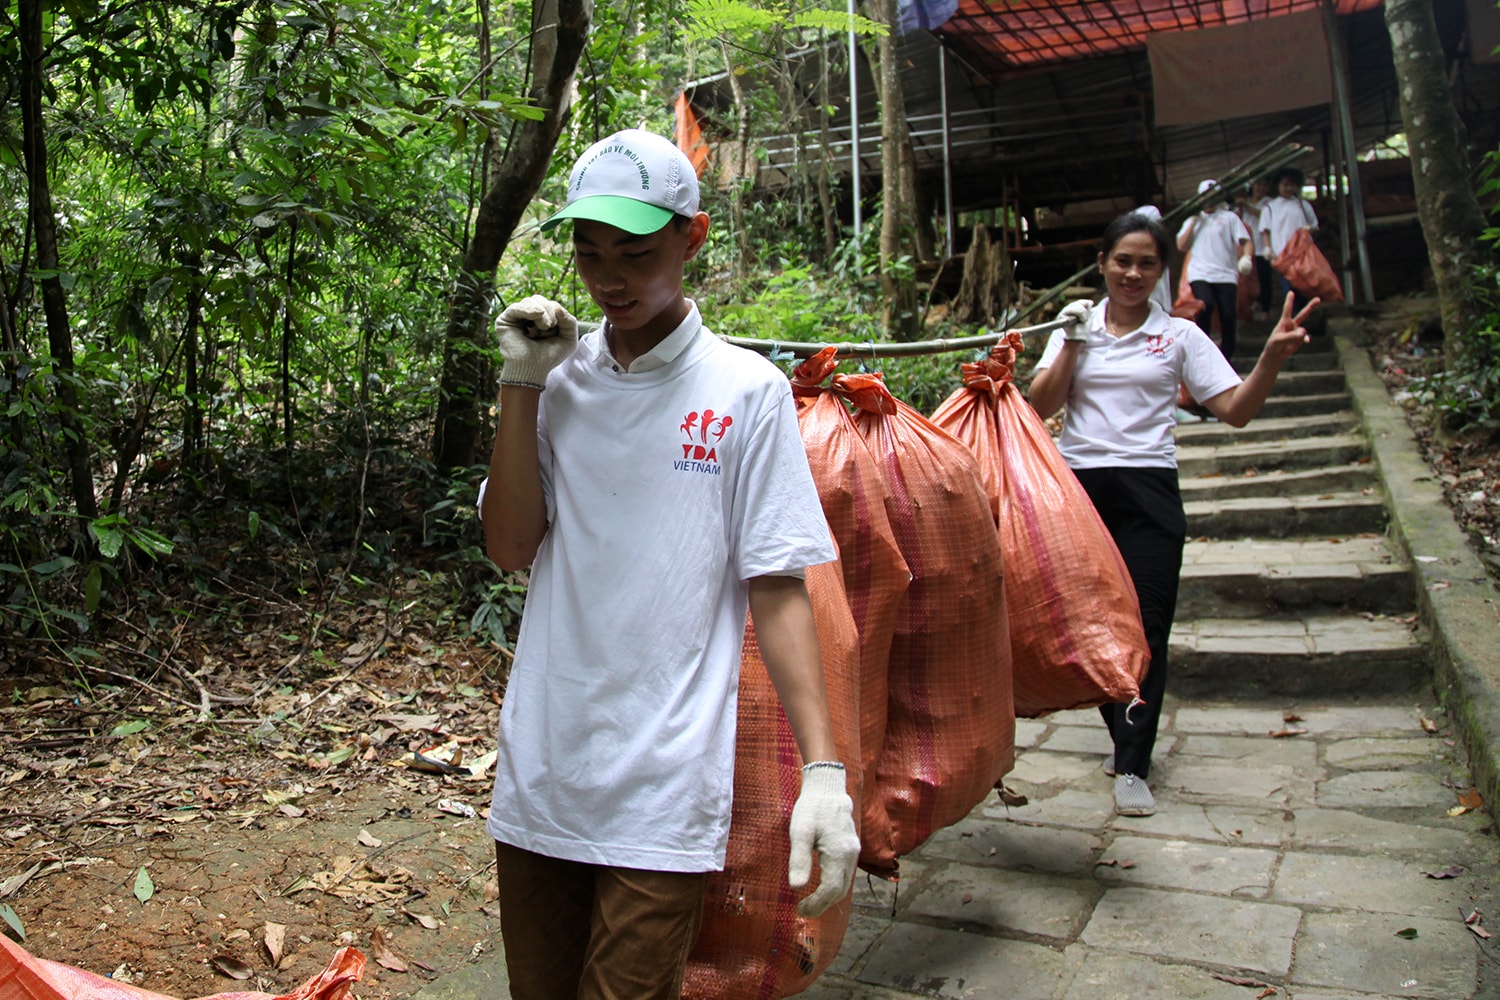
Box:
[1169,323,1430,700]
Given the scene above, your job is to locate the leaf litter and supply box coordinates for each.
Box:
[0,605,506,1000]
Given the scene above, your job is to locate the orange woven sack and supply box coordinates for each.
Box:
[1273,228,1343,302]
[1236,262,1260,320]
[930,335,1149,717]
[0,938,363,1000]
[1171,254,1205,321]
[788,347,909,852]
[683,558,862,1000]
[835,370,1013,876]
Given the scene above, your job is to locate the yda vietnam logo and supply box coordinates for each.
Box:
[675,408,733,475]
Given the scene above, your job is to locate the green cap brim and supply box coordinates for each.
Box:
[540,195,674,235]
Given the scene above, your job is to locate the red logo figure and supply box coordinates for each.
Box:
[1145,334,1173,357]
[680,409,732,462]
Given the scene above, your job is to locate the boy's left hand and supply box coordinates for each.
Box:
[788,762,860,916]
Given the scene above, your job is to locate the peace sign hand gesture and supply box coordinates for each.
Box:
[1262,291,1320,365]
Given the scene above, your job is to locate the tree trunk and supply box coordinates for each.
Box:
[20,0,98,522]
[817,41,839,262]
[1384,0,1492,346]
[869,0,919,340]
[431,0,593,471]
[182,254,205,472]
[721,37,752,284]
[280,216,299,452]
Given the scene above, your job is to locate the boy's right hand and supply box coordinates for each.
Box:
[496,295,578,390]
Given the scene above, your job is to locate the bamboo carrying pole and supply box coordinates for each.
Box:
[721,129,1313,360]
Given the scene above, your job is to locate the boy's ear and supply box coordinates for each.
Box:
[683,212,710,261]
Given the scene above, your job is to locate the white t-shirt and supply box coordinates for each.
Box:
[1260,196,1317,257]
[485,303,835,872]
[1034,299,1242,469]
[1178,209,1251,284]
[1242,197,1271,257]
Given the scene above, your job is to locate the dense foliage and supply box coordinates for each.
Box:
[0,0,963,663]
[1406,144,1500,431]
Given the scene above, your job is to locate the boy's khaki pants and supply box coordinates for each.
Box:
[495,841,710,1000]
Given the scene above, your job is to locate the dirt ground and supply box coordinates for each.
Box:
[3,293,1498,1000]
[1,644,507,1000]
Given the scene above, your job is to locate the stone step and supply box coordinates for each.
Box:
[1185,491,1387,538]
[1230,350,1341,374]
[1254,391,1354,419]
[1250,369,1347,397]
[1177,433,1369,477]
[1232,328,1337,356]
[1176,536,1414,618]
[1179,463,1378,501]
[1169,614,1429,697]
[1175,412,1359,447]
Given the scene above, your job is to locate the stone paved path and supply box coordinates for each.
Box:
[800,697,1497,999]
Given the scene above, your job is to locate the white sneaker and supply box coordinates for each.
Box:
[1115,774,1156,816]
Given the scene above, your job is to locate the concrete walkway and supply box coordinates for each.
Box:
[802,697,1497,999]
[414,306,1500,1000]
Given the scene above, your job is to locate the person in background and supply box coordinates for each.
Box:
[1239,176,1276,320]
[1133,204,1174,316]
[1259,167,1320,315]
[478,128,860,999]
[1176,179,1254,359]
[1027,211,1318,817]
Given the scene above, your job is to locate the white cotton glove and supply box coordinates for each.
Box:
[1057,299,1093,342]
[495,295,579,390]
[787,762,860,917]
[1238,256,1254,276]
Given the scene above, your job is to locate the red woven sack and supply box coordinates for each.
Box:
[835,370,1013,876]
[683,559,862,1000]
[1171,253,1205,321]
[0,938,363,1000]
[930,335,1149,717]
[1236,263,1260,320]
[1273,229,1343,302]
[789,348,909,853]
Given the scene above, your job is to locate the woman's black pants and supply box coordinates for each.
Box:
[1072,467,1186,781]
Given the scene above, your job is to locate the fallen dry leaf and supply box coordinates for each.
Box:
[1420,866,1464,879]
[995,786,1028,807]
[405,909,440,929]
[263,921,286,968]
[1210,973,1269,988]
[1459,789,1484,811]
[1282,710,1303,723]
[209,954,254,980]
[1465,910,1493,940]
[1269,728,1308,739]
[370,926,408,973]
[358,830,383,848]
[1419,716,1439,733]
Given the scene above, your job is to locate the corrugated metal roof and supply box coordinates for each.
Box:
[936,0,1383,76]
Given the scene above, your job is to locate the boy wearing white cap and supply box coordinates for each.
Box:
[1176,179,1254,358]
[477,129,859,999]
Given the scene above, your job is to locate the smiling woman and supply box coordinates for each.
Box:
[1025,208,1317,818]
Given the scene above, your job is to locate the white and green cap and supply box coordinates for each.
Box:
[542,129,700,235]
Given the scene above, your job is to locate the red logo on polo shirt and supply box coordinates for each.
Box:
[676,409,732,473]
[1145,334,1173,357]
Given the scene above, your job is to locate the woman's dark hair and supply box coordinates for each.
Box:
[1274,166,1304,188]
[1101,211,1171,261]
